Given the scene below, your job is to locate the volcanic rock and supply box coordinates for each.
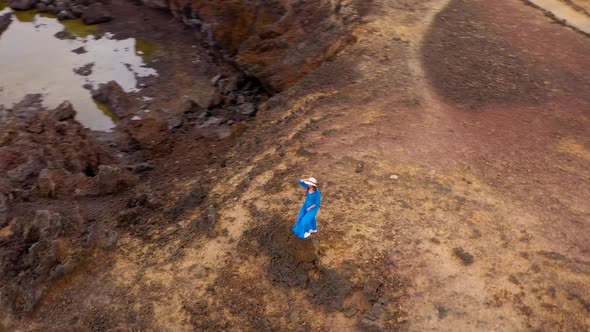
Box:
[92,81,135,118]
[0,13,12,36]
[52,101,76,121]
[8,0,38,10]
[82,3,112,24]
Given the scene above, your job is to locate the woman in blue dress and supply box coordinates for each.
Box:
[292,177,322,239]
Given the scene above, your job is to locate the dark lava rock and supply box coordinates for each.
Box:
[92,81,134,118]
[23,210,63,242]
[436,304,449,319]
[70,4,84,17]
[126,162,154,174]
[0,210,63,313]
[122,111,170,151]
[57,10,75,20]
[0,13,13,36]
[1,207,116,315]
[8,0,38,10]
[167,116,183,131]
[73,62,94,76]
[453,247,474,265]
[54,30,75,40]
[82,3,112,24]
[36,3,47,11]
[52,100,76,121]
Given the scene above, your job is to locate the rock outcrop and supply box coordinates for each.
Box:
[144,0,371,92]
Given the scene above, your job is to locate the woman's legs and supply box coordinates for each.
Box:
[310,218,317,233]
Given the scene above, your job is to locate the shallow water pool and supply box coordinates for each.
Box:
[0,3,158,131]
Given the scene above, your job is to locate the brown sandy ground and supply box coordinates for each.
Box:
[1,0,590,331]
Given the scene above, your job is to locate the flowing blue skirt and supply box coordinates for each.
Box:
[292,205,318,239]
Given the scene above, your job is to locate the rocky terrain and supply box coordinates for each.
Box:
[1,0,589,330]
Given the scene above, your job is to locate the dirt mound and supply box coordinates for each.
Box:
[242,212,352,311]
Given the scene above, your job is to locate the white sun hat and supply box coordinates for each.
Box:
[304,177,318,187]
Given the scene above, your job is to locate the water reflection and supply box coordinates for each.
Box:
[0,4,158,131]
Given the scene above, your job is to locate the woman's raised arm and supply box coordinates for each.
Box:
[298,179,308,188]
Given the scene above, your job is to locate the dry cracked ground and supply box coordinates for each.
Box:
[1,0,590,331]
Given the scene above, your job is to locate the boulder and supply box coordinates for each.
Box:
[8,0,38,10]
[52,101,76,121]
[57,10,75,20]
[81,3,112,24]
[70,4,83,17]
[92,81,134,118]
[123,112,169,151]
[23,210,63,243]
[36,3,47,11]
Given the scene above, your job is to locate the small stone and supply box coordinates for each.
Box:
[199,116,225,127]
[125,162,154,173]
[343,306,357,318]
[389,174,399,180]
[54,30,74,40]
[236,102,257,116]
[210,74,225,86]
[453,247,474,265]
[73,62,94,76]
[167,117,183,130]
[57,10,69,20]
[71,46,87,54]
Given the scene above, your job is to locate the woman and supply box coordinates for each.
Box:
[292,177,322,239]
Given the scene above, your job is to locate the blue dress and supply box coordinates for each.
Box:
[292,179,322,239]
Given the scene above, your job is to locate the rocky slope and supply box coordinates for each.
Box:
[144,0,371,92]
